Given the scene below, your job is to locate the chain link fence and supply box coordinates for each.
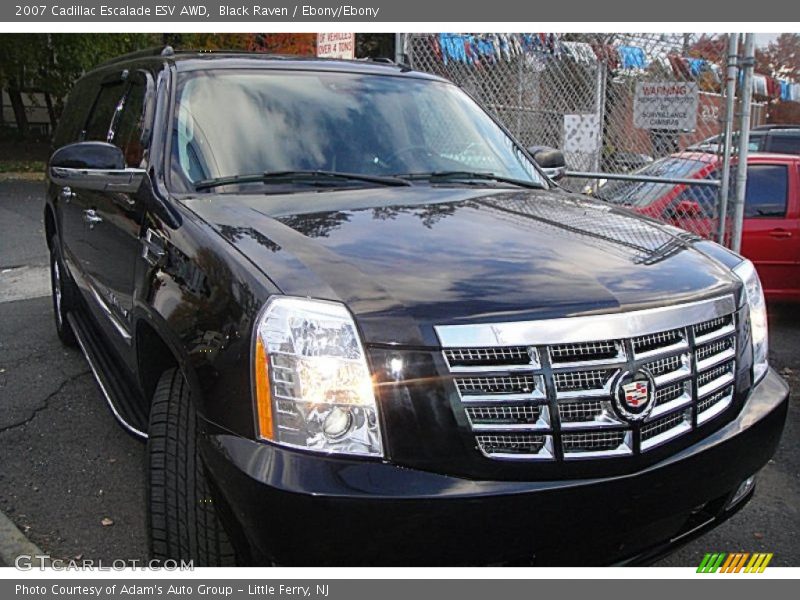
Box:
[405,33,765,244]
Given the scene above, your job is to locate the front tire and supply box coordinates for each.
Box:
[147,368,237,566]
[49,237,77,347]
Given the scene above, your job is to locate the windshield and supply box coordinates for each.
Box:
[596,156,710,206]
[169,69,546,192]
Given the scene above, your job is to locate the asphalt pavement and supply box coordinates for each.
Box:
[0,179,797,567]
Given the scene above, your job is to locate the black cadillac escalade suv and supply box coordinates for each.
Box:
[44,47,789,566]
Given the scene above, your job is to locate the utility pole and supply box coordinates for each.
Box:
[717,34,739,245]
[731,33,755,254]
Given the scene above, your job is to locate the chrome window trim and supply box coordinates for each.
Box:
[434,295,736,347]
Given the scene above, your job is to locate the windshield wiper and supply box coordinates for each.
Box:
[397,171,544,189]
[194,170,411,191]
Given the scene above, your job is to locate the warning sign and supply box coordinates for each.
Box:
[316,33,355,59]
[633,81,699,130]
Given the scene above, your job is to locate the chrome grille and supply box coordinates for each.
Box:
[438,295,739,461]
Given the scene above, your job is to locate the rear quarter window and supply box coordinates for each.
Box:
[766,133,800,155]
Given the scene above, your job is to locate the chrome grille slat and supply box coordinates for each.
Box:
[466,404,550,431]
[650,381,692,419]
[456,374,544,396]
[697,360,736,398]
[563,430,632,459]
[438,296,739,461]
[444,346,539,372]
[697,385,734,424]
[641,409,692,451]
[549,340,624,366]
[696,335,736,371]
[632,328,688,358]
[558,400,623,429]
[475,434,553,459]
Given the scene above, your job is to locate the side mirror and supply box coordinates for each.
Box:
[528,145,567,181]
[49,141,145,193]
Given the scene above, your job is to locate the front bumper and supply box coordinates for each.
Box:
[201,368,789,566]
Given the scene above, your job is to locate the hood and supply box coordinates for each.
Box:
[182,187,740,346]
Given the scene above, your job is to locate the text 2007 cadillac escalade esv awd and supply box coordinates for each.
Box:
[44,48,788,566]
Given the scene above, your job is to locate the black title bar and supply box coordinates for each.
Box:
[3,0,800,22]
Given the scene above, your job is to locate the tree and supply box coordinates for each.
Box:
[755,33,800,124]
[0,33,158,135]
[756,33,800,81]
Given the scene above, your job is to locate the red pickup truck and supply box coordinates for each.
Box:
[598,152,800,302]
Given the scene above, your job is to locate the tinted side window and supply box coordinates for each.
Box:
[745,165,788,217]
[84,81,127,142]
[52,78,97,149]
[749,133,765,152]
[766,134,800,155]
[112,81,147,167]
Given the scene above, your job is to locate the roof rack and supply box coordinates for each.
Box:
[96,47,415,72]
[98,45,175,67]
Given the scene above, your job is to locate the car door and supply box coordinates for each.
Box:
[58,78,129,303]
[81,73,151,356]
[740,160,800,300]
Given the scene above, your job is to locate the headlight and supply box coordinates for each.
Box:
[733,259,769,384]
[252,296,383,457]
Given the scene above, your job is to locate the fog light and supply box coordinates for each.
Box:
[323,407,353,440]
[727,475,756,510]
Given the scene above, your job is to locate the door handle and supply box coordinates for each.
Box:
[82,208,103,230]
[768,229,792,239]
[60,187,75,203]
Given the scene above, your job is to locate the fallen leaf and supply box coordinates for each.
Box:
[100,517,114,527]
